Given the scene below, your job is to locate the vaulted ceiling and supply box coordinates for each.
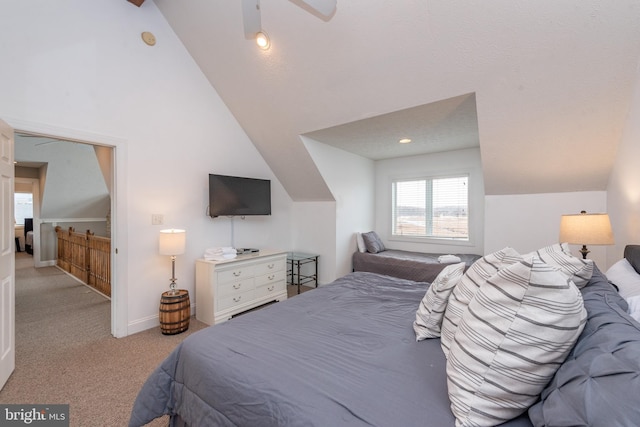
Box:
[138,0,640,200]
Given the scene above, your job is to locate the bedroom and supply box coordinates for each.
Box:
[1,0,640,402]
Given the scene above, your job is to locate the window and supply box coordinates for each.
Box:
[14,192,33,225]
[392,175,468,240]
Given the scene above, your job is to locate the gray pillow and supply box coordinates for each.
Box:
[361,231,385,254]
[528,268,640,426]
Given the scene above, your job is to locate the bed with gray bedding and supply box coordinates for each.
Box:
[352,249,481,282]
[130,248,640,427]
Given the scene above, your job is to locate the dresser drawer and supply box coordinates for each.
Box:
[255,269,286,287]
[255,258,286,275]
[218,290,255,311]
[255,280,286,300]
[217,266,255,284]
[217,279,254,297]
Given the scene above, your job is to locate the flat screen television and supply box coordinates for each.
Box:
[208,174,271,218]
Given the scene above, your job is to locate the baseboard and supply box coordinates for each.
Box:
[127,314,160,335]
[127,303,196,336]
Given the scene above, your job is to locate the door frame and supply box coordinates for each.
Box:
[8,117,129,338]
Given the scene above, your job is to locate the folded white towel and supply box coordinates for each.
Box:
[203,247,237,261]
[204,253,237,261]
[438,254,462,264]
[204,247,237,256]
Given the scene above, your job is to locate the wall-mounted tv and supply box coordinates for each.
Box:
[208,174,271,218]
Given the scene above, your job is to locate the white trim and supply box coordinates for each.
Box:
[7,117,129,338]
[127,303,196,336]
[40,218,107,223]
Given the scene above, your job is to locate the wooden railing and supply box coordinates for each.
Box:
[55,226,111,297]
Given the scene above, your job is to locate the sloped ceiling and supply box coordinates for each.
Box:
[150,0,640,199]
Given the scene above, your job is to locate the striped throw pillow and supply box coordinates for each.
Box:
[440,247,522,357]
[446,256,587,427]
[414,262,466,340]
[525,242,594,288]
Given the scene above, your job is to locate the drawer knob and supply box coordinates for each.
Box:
[233,271,242,277]
[233,283,242,290]
[268,285,274,291]
[233,296,242,303]
[267,263,275,269]
[268,274,275,280]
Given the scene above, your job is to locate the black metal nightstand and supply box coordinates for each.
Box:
[287,252,319,294]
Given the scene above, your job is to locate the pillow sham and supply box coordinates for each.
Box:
[355,233,366,253]
[440,246,522,358]
[627,294,640,323]
[524,242,593,288]
[361,231,385,254]
[605,258,640,299]
[413,262,466,341]
[447,256,587,427]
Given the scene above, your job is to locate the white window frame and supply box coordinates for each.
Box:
[390,173,470,243]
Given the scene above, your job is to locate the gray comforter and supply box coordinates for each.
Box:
[131,265,640,427]
[129,272,532,427]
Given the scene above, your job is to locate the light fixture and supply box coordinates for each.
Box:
[398,138,412,144]
[159,229,186,294]
[559,211,614,259]
[256,31,270,50]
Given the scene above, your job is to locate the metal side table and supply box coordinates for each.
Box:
[287,252,319,294]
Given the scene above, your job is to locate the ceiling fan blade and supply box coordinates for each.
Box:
[291,0,336,18]
[242,0,262,38]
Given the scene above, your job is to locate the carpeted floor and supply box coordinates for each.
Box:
[0,252,309,426]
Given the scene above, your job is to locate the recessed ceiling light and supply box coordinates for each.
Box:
[256,31,270,50]
[398,138,412,144]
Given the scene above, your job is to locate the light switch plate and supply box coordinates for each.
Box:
[152,214,164,225]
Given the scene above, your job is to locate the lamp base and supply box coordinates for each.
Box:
[579,245,590,260]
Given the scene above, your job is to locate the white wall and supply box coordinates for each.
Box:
[607,59,640,266]
[17,140,110,219]
[291,201,336,285]
[0,0,293,336]
[375,148,485,255]
[485,191,609,269]
[301,138,375,282]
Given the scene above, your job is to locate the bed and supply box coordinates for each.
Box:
[351,230,481,282]
[352,249,480,283]
[129,244,640,427]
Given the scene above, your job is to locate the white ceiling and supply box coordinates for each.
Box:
[304,93,479,160]
[151,0,640,199]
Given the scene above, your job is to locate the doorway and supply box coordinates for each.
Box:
[11,120,128,338]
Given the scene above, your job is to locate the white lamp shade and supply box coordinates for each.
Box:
[559,213,614,245]
[159,229,186,255]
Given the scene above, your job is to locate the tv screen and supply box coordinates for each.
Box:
[208,174,271,218]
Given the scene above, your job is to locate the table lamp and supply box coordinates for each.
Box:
[559,211,614,259]
[159,229,186,294]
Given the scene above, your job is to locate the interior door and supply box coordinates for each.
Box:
[0,118,15,390]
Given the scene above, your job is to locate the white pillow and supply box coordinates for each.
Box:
[626,295,640,323]
[524,242,593,288]
[606,258,640,299]
[355,233,366,253]
[440,247,522,358]
[413,262,466,341]
[447,256,587,426]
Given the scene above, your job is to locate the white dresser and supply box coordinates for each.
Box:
[195,249,288,325]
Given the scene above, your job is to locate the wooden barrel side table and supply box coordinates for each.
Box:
[159,289,190,335]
